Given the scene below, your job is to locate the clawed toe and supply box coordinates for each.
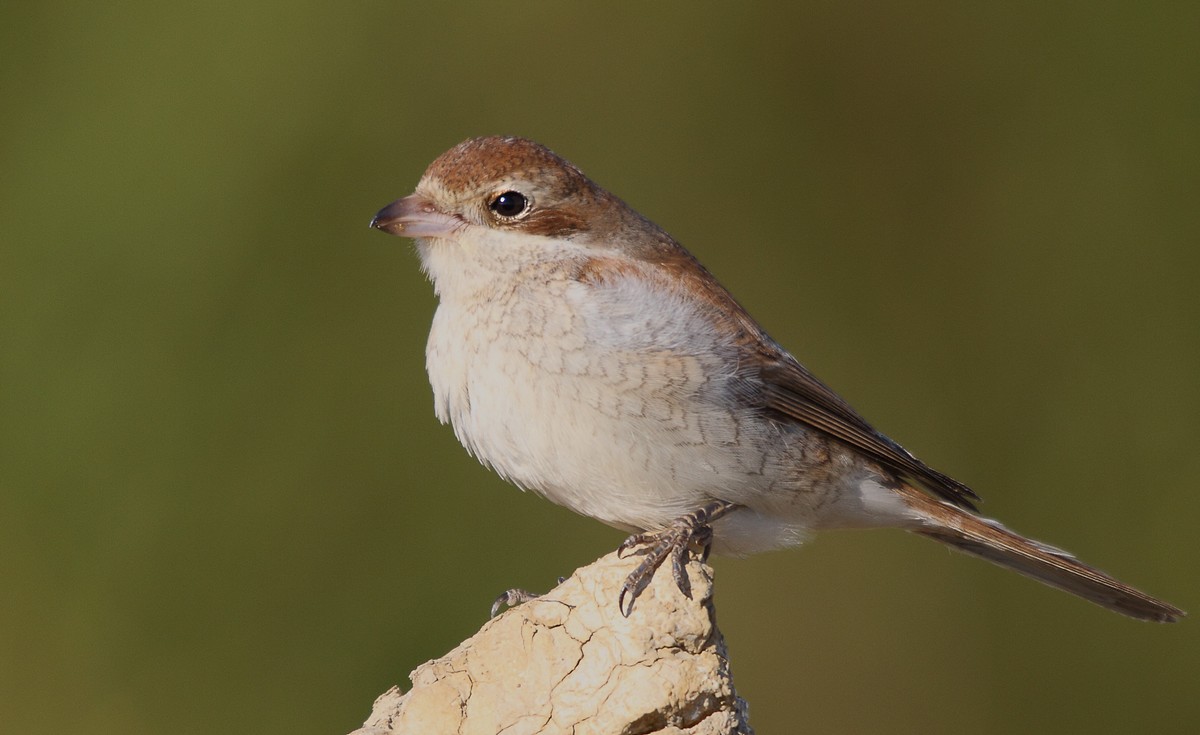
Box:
[617,532,651,558]
[615,500,737,616]
[490,588,541,618]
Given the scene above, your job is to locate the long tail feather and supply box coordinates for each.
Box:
[896,485,1184,623]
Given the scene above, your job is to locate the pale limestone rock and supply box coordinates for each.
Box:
[350,551,752,735]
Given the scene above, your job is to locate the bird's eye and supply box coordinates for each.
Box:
[489,191,529,219]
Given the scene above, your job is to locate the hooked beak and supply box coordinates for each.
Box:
[369,194,461,239]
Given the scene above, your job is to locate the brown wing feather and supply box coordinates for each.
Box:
[758,357,980,510]
[647,248,980,510]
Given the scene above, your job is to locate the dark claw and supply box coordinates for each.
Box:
[618,581,635,617]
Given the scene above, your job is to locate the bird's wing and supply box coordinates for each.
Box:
[660,251,980,510]
[753,350,979,510]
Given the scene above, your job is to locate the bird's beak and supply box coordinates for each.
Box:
[369,194,460,239]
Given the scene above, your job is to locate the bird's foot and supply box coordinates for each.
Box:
[616,500,738,617]
[490,588,541,618]
[489,577,568,617]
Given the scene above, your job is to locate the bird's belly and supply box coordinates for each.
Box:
[428,315,777,532]
[471,362,747,524]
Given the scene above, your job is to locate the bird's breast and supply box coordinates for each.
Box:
[423,267,773,530]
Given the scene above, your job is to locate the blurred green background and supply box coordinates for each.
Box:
[2,2,1197,733]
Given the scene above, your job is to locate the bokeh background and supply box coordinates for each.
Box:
[2,3,1197,733]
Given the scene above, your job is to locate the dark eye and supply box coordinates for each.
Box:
[489,190,529,218]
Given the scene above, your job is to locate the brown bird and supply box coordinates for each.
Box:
[371,136,1183,622]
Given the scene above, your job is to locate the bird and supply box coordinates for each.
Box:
[370,135,1183,623]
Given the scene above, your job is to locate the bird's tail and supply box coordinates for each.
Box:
[895,484,1183,623]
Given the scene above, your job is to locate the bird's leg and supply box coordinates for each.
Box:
[616,500,738,616]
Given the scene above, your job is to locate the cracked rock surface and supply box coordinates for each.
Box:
[349,551,752,735]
